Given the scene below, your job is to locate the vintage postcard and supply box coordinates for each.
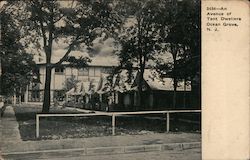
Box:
[0,0,249,160]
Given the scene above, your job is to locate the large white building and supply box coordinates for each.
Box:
[24,56,199,111]
[27,57,117,102]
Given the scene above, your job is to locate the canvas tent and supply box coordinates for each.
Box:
[97,69,193,111]
[65,80,99,102]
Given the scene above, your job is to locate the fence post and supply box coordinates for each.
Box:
[112,114,115,136]
[166,113,170,133]
[36,115,39,138]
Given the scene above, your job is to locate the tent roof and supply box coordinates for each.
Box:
[95,70,138,94]
[66,80,100,96]
[96,73,111,94]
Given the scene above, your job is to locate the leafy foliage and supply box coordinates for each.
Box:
[113,0,165,107]
[156,0,201,82]
[117,0,162,68]
[0,10,36,96]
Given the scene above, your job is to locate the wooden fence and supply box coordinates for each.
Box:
[36,110,201,138]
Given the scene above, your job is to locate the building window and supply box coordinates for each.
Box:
[94,68,101,77]
[101,67,112,74]
[78,68,89,76]
[89,67,101,77]
[55,67,64,74]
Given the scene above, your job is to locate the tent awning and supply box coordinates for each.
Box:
[66,79,101,96]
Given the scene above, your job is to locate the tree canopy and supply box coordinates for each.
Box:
[0,9,36,97]
[156,0,201,82]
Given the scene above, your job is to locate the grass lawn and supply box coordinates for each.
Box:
[14,105,200,141]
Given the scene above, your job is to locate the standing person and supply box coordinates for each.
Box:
[0,96,6,117]
[1,105,5,117]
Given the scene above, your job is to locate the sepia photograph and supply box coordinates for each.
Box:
[0,0,201,159]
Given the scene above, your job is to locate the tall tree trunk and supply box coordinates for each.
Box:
[136,16,143,111]
[172,44,177,109]
[42,10,54,113]
[137,69,143,110]
[42,65,52,113]
[137,53,145,111]
[173,76,177,109]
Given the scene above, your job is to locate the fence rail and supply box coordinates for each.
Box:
[36,110,201,138]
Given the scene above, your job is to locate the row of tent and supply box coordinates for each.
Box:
[66,69,191,98]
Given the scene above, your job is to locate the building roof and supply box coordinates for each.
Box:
[113,70,138,93]
[36,55,119,67]
[95,69,191,94]
[143,70,191,91]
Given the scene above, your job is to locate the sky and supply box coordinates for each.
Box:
[26,1,120,66]
[31,35,172,67]
[0,0,118,66]
[30,34,119,66]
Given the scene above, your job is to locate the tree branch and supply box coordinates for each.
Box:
[31,1,47,48]
[48,7,54,49]
[53,37,85,66]
[39,20,47,47]
[53,14,64,24]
